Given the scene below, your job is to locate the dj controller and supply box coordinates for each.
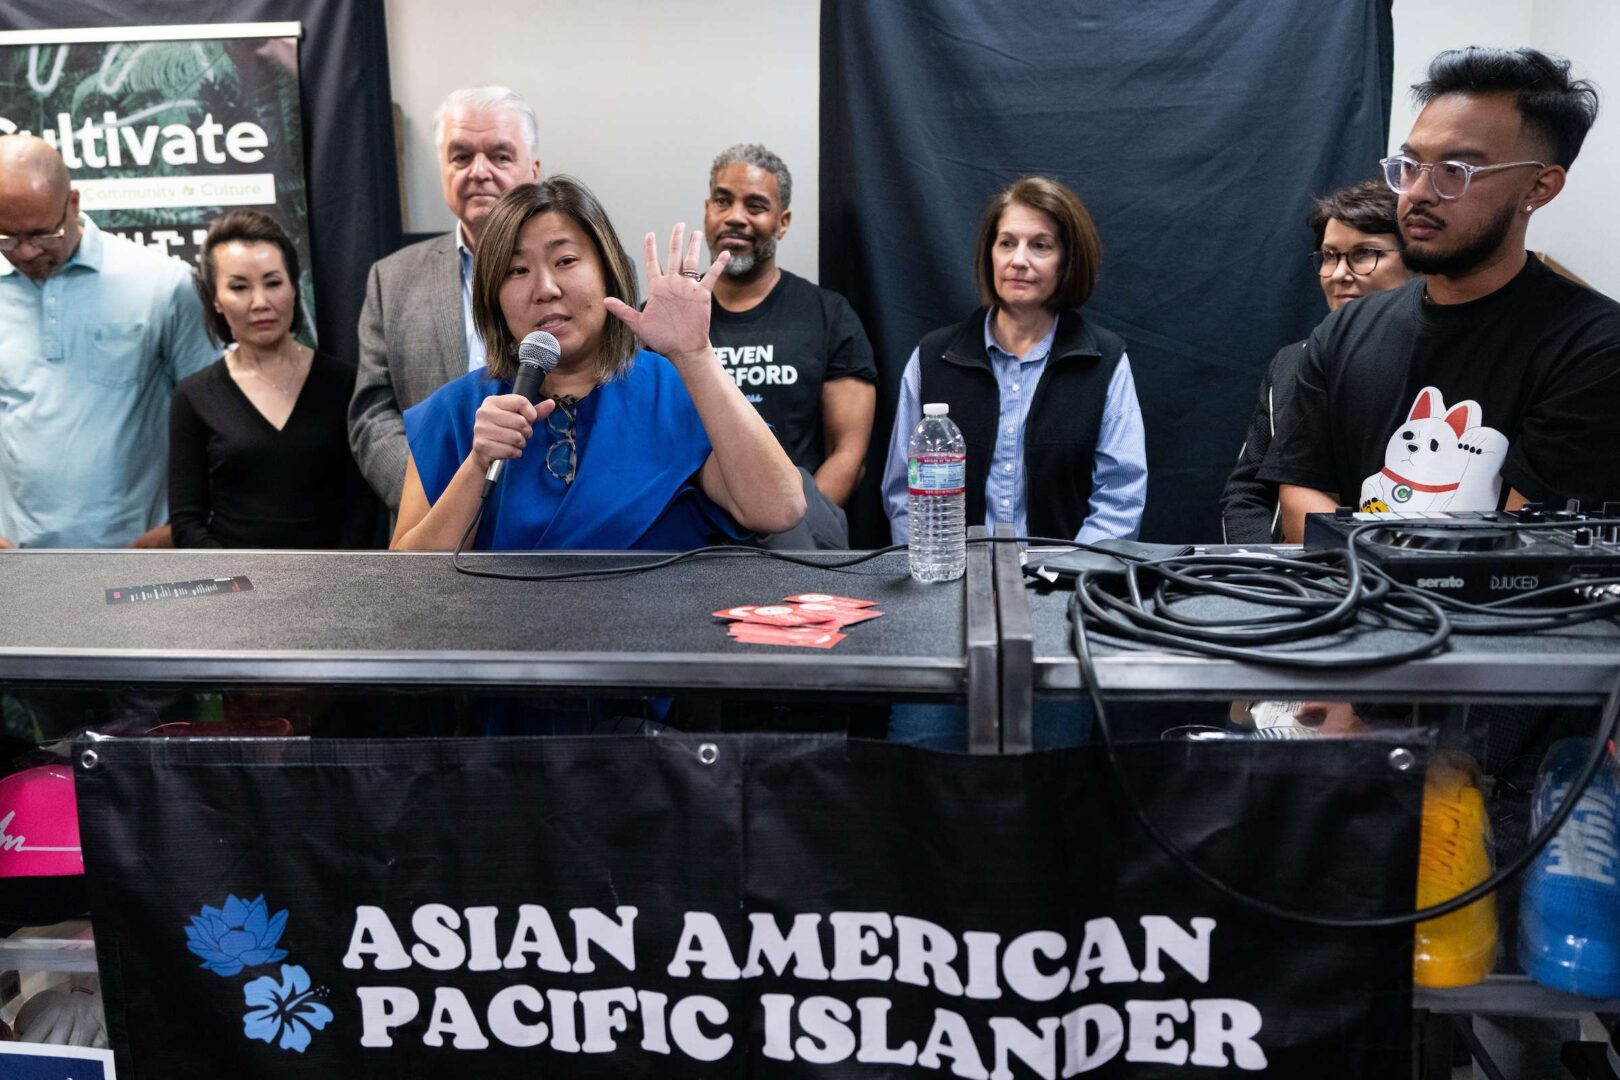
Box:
[1303,504,1620,604]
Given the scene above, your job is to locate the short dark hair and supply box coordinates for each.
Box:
[710,144,791,210]
[1306,178,1399,246]
[196,209,303,347]
[974,176,1101,311]
[1413,47,1600,168]
[472,177,640,383]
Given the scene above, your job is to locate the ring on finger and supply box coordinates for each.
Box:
[681,269,704,280]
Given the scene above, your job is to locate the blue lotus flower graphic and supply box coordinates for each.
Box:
[242,964,333,1053]
[184,893,289,976]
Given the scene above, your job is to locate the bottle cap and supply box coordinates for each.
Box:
[923,403,949,417]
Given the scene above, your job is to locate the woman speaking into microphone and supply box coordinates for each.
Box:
[391,177,804,551]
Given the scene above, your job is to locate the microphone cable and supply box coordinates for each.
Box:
[448,534,1092,583]
[451,529,911,582]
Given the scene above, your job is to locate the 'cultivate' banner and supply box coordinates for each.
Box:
[0,23,315,336]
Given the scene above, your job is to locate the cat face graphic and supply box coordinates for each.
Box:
[1382,387,1477,487]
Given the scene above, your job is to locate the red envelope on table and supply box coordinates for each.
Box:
[727,624,846,649]
[784,593,877,610]
[712,604,834,627]
[792,602,885,628]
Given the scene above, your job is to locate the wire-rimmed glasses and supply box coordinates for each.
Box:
[0,195,72,253]
[544,396,577,485]
[1379,155,1544,200]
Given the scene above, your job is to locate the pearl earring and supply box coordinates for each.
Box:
[1526,204,1535,213]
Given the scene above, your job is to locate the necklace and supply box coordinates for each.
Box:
[230,344,305,395]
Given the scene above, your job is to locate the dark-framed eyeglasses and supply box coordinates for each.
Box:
[0,195,73,253]
[544,395,578,485]
[1310,246,1400,277]
[1379,155,1544,201]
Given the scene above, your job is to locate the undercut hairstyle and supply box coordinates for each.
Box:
[196,209,303,347]
[1307,178,1399,247]
[472,177,639,384]
[1414,47,1600,168]
[974,176,1101,311]
[709,143,792,210]
[433,85,540,157]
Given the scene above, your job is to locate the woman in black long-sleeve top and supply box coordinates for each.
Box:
[169,209,377,548]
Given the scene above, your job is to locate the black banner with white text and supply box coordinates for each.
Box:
[73,735,1421,1077]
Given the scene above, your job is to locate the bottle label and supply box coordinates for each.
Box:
[908,452,966,496]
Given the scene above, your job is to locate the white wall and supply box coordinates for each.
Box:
[1389,0,1534,151]
[1390,0,1619,293]
[1530,1,1620,293]
[382,0,821,285]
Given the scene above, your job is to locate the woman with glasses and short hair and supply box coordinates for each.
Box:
[1218,178,1414,544]
[391,177,804,551]
[169,209,379,548]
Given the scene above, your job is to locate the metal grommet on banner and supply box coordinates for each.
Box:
[697,742,719,766]
[1387,747,1416,772]
[79,748,100,772]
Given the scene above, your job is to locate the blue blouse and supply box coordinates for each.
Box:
[403,350,747,550]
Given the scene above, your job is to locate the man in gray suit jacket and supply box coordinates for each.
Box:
[349,86,541,509]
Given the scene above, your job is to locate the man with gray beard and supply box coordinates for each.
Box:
[704,144,876,519]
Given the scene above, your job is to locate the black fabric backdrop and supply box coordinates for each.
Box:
[0,0,402,368]
[75,734,1423,1077]
[821,0,1395,545]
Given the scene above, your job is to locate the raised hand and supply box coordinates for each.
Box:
[603,223,731,365]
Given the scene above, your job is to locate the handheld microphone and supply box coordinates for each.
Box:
[482,330,561,498]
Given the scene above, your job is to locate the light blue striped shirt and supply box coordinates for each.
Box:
[0,217,216,547]
[883,311,1147,543]
[457,229,486,372]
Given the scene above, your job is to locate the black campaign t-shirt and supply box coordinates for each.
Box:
[708,269,876,472]
[1261,255,1620,512]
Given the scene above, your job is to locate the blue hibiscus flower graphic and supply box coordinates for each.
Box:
[184,893,289,976]
[242,964,333,1053]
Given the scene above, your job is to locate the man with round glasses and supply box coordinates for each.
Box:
[1261,47,1620,539]
[1219,178,1411,542]
[0,134,215,549]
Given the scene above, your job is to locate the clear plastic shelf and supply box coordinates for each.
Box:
[1415,973,1620,1018]
[0,921,97,974]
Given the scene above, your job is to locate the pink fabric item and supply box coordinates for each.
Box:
[0,765,83,878]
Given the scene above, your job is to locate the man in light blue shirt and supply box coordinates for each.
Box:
[0,135,215,548]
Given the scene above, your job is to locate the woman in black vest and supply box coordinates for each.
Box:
[879,176,1146,548]
[882,177,1146,750]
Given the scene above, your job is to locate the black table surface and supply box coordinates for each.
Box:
[0,549,964,693]
[1026,581,1620,700]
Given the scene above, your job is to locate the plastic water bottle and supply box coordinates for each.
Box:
[907,403,967,583]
